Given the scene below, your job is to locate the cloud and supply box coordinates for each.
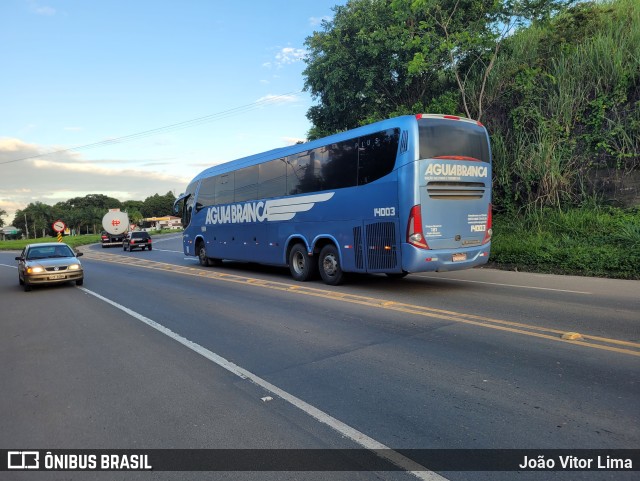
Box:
[0,138,190,223]
[309,16,331,27]
[255,93,300,105]
[28,1,55,15]
[264,47,307,69]
[282,136,306,145]
[275,47,307,65]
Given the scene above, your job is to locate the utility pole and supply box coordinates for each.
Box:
[24,213,29,239]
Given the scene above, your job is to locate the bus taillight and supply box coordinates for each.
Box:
[482,203,493,244]
[407,205,429,249]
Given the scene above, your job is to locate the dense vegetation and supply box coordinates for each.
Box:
[303,0,640,278]
[487,0,639,211]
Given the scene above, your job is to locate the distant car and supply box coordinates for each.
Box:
[123,231,153,251]
[15,242,84,292]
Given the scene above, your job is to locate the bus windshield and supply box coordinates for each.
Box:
[418,118,490,163]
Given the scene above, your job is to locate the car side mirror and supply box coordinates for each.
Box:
[76,252,84,257]
[15,256,23,261]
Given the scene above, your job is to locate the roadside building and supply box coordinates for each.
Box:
[140,216,182,231]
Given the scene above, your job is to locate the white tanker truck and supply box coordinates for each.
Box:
[100,209,130,248]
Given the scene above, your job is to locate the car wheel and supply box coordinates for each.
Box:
[24,283,32,292]
[148,246,152,251]
[76,278,84,286]
[19,276,24,286]
[123,244,127,251]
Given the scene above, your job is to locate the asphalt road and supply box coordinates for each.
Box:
[0,234,638,480]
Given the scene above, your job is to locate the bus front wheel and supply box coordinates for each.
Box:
[319,245,343,286]
[289,244,317,282]
[198,243,222,267]
[198,244,210,266]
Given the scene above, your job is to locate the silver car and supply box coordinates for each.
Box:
[15,242,84,292]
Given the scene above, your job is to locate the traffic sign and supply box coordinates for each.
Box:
[52,220,66,233]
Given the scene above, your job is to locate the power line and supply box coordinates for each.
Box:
[0,91,304,166]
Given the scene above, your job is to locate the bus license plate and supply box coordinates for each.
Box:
[452,253,467,262]
[49,274,65,280]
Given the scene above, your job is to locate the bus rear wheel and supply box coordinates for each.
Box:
[289,244,317,282]
[319,245,343,286]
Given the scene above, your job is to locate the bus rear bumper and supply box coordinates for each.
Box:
[401,243,491,273]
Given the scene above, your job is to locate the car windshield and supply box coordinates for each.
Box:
[27,246,74,259]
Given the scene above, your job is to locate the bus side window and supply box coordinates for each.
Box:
[357,128,400,185]
[197,177,216,208]
[323,140,358,190]
[259,159,287,199]
[215,174,234,205]
[235,166,259,202]
[288,152,321,195]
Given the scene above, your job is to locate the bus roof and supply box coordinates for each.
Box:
[191,114,421,183]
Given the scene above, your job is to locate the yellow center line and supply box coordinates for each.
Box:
[82,251,640,357]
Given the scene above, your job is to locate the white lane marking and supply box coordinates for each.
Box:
[152,249,184,253]
[150,235,182,243]
[0,263,17,269]
[79,286,448,481]
[414,274,591,295]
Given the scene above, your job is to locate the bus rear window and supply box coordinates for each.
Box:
[418,119,490,163]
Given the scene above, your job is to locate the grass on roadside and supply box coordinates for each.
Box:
[491,206,640,279]
[0,235,102,251]
[0,229,181,252]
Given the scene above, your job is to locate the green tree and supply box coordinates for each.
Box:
[304,0,444,138]
[141,192,176,218]
[12,202,54,238]
[478,0,640,211]
[128,208,144,226]
[303,0,573,135]
[122,200,144,213]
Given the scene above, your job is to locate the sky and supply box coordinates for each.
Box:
[0,0,344,225]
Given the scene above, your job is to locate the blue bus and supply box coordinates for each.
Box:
[173,114,492,285]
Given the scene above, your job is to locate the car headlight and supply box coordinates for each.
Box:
[68,264,81,270]
[27,266,44,274]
